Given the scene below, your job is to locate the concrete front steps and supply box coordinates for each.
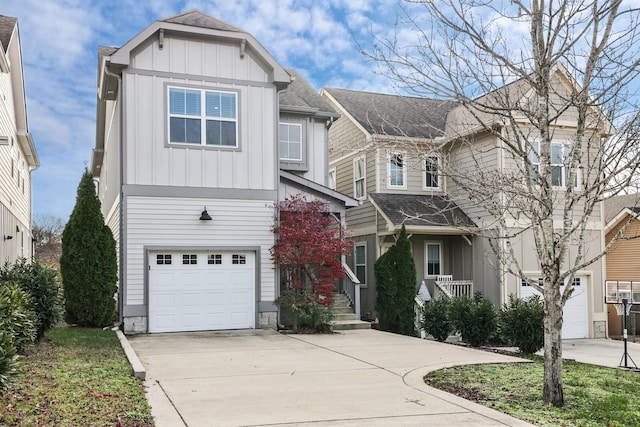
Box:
[331,293,371,331]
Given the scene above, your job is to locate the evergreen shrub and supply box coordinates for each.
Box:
[501,294,544,354]
[421,297,454,342]
[449,292,498,347]
[0,282,37,353]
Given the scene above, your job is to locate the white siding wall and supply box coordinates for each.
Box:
[306,118,328,184]
[98,99,121,218]
[125,196,275,305]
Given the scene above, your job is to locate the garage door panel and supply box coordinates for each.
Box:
[148,251,255,333]
[521,277,588,339]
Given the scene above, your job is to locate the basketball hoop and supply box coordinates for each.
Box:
[614,302,632,317]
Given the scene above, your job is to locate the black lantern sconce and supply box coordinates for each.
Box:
[3,235,13,241]
[199,207,212,221]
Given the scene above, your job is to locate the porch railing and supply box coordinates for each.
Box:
[434,279,474,299]
[340,262,361,320]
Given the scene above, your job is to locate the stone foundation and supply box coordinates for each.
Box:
[593,320,607,339]
[259,311,277,329]
[124,316,147,334]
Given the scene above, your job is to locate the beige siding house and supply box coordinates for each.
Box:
[323,68,607,338]
[0,16,38,263]
[92,11,356,334]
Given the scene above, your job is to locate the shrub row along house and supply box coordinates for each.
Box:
[92,10,608,338]
[0,15,38,263]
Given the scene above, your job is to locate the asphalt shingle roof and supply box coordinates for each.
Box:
[369,193,476,228]
[604,193,640,224]
[280,69,337,117]
[325,88,458,139]
[0,15,17,53]
[160,10,244,33]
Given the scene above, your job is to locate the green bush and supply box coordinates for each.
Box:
[61,170,118,327]
[277,291,334,333]
[501,294,544,354]
[0,331,19,392]
[375,226,417,336]
[0,283,37,353]
[0,259,64,339]
[449,292,498,347]
[421,298,454,342]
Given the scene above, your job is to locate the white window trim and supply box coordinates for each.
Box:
[167,85,238,148]
[328,167,337,190]
[423,155,441,190]
[353,156,366,200]
[279,121,303,161]
[387,151,407,189]
[529,140,580,189]
[425,241,442,277]
[354,243,367,286]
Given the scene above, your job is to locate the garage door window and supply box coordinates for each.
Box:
[183,254,197,265]
[232,254,246,264]
[156,254,172,265]
[208,254,222,265]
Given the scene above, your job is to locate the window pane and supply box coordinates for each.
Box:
[220,121,236,146]
[528,141,539,163]
[279,140,289,159]
[427,244,440,276]
[205,92,221,117]
[356,266,366,284]
[390,153,404,186]
[355,245,365,264]
[551,166,563,186]
[355,180,364,199]
[355,159,364,178]
[220,93,236,118]
[185,118,201,144]
[206,121,221,145]
[426,157,439,187]
[328,170,336,190]
[289,125,301,142]
[551,143,563,164]
[170,117,186,142]
[169,88,185,114]
[289,141,301,160]
[185,90,200,116]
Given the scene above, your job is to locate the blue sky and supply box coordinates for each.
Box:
[3,0,403,221]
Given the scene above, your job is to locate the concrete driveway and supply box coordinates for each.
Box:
[129,329,533,426]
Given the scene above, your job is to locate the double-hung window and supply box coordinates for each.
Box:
[528,141,578,188]
[426,242,441,276]
[279,122,302,161]
[354,243,366,284]
[389,152,406,187]
[425,156,439,189]
[168,87,237,147]
[354,157,366,199]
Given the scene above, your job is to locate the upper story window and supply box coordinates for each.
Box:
[353,157,366,200]
[279,122,302,161]
[168,87,237,147]
[424,156,440,189]
[528,141,578,188]
[388,152,406,188]
[328,168,336,190]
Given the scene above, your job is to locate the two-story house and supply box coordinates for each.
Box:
[92,10,356,334]
[0,15,38,263]
[323,68,607,338]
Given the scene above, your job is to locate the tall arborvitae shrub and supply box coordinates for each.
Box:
[60,170,117,327]
[375,226,417,335]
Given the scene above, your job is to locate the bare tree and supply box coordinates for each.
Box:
[365,0,640,406]
[32,214,65,268]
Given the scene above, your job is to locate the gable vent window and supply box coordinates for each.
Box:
[156,254,172,265]
[208,254,222,265]
[182,254,198,265]
[168,87,237,147]
[232,254,246,265]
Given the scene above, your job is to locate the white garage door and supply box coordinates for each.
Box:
[521,276,588,339]
[148,251,255,333]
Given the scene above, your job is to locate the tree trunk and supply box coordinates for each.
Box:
[543,284,564,406]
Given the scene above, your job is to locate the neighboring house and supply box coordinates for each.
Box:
[91,10,356,334]
[322,68,607,339]
[604,193,640,338]
[0,16,38,263]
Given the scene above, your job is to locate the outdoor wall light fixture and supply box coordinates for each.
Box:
[3,235,13,241]
[199,207,212,221]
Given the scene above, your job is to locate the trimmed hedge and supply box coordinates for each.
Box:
[421,297,454,342]
[501,294,544,354]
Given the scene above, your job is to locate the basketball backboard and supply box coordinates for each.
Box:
[605,280,640,304]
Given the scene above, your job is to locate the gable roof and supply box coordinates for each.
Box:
[605,193,640,226]
[324,88,458,139]
[369,193,476,230]
[0,15,16,52]
[280,69,338,119]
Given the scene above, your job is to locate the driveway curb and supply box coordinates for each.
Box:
[116,329,146,380]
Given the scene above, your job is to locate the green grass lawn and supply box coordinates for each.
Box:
[425,356,640,426]
[0,327,153,426]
